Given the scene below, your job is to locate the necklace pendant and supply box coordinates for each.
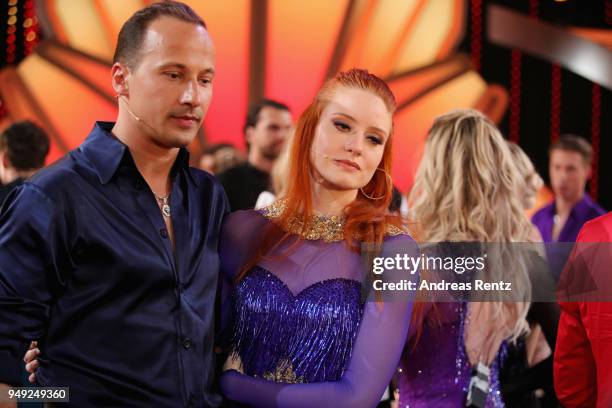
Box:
[161,204,171,218]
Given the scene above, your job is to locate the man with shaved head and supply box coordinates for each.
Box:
[0,2,227,406]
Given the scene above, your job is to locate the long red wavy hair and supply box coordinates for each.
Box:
[236,69,403,282]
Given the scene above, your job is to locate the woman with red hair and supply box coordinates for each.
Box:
[217,69,419,407]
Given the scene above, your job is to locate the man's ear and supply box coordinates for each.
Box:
[111,62,130,97]
[245,126,255,145]
[585,165,592,180]
[0,150,10,170]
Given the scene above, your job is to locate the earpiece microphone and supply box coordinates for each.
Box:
[117,94,160,139]
[118,94,142,122]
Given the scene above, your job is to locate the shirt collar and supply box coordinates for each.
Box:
[175,146,199,186]
[79,122,126,185]
[549,193,595,219]
[572,193,595,215]
[79,121,198,186]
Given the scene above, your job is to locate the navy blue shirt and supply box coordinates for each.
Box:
[0,122,228,407]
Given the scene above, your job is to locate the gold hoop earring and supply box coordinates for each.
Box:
[360,168,392,200]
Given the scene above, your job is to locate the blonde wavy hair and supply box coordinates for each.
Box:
[507,142,543,210]
[408,109,531,357]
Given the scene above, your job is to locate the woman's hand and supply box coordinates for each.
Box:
[23,341,40,384]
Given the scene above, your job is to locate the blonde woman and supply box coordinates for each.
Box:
[507,141,547,244]
[507,142,543,211]
[504,142,560,407]
[399,109,531,407]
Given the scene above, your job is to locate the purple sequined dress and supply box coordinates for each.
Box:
[233,266,363,383]
[217,209,419,408]
[399,302,507,408]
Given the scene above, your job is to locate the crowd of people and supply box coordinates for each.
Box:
[0,2,609,408]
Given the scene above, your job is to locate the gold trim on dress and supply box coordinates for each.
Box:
[261,199,408,242]
[262,359,306,384]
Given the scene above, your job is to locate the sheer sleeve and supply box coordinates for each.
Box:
[216,210,268,347]
[219,234,419,408]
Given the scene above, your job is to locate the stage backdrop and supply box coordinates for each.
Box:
[0,0,513,194]
[4,0,609,210]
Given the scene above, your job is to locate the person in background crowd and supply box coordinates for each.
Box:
[0,120,48,408]
[532,134,605,243]
[507,142,544,213]
[254,133,292,209]
[0,121,50,205]
[555,211,612,408]
[390,186,407,216]
[218,99,292,211]
[199,143,244,175]
[501,142,559,408]
[531,134,606,281]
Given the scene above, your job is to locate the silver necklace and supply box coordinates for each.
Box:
[154,193,171,218]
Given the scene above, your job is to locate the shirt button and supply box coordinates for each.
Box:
[159,228,168,239]
[183,337,192,349]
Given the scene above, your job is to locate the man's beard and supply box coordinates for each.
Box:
[261,143,283,161]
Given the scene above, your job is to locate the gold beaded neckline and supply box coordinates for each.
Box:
[261,199,406,243]
[262,200,345,242]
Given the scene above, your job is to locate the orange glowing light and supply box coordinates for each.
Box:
[1,0,507,187]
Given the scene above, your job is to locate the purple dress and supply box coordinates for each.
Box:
[399,302,507,407]
[217,208,419,407]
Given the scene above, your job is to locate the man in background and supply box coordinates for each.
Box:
[199,143,244,175]
[218,99,292,211]
[0,121,49,205]
[532,134,605,243]
[531,134,606,282]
